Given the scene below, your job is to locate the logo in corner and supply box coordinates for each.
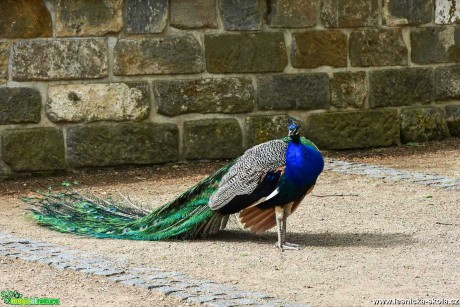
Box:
[1,290,60,305]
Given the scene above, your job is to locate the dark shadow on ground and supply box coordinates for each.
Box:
[209,230,415,248]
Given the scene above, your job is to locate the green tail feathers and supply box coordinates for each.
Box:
[25,162,235,241]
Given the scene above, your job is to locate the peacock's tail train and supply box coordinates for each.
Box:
[25,162,235,241]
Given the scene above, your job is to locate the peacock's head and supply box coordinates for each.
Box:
[288,117,300,138]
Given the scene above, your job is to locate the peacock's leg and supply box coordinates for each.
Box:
[281,212,300,250]
[275,206,284,250]
[274,204,300,251]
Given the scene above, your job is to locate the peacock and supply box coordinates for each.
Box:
[25,119,324,251]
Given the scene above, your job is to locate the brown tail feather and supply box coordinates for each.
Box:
[240,206,265,224]
[250,210,276,234]
[245,208,273,230]
[240,206,272,228]
[239,207,276,233]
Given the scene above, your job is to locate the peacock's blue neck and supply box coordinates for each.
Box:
[284,141,324,188]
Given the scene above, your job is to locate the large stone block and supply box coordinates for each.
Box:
[171,0,217,29]
[330,71,367,108]
[291,31,347,68]
[154,78,254,116]
[435,66,460,100]
[0,0,52,38]
[400,107,450,143]
[305,110,399,149]
[0,88,41,124]
[56,0,123,36]
[268,0,318,27]
[0,43,9,84]
[349,29,408,67]
[67,123,179,167]
[47,83,150,123]
[12,39,108,81]
[205,33,287,73]
[321,0,378,27]
[435,0,460,24]
[411,27,460,64]
[125,0,168,34]
[114,36,204,75]
[257,74,330,110]
[445,105,460,136]
[245,115,289,147]
[218,0,264,31]
[369,68,434,107]
[383,0,433,26]
[184,119,243,159]
[2,128,65,171]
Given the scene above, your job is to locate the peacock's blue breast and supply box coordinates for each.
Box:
[284,142,324,188]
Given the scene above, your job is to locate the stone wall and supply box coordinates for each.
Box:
[0,0,459,176]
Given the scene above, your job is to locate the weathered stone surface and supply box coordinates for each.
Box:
[114,36,204,75]
[0,0,52,38]
[305,110,399,149]
[67,123,179,167]
[445,105,460,136]
[218,0,264,31]
[154,78,254,116]
[205,33,287,73]
[184,119,243,159]
[171,0,217,29]
[331,71,367,108]
[383,0,433,25]
[47,83,150,123]
[125,0,168,34]
[321,0,378,27]
[411,27,460,64]
[0,88,41,124]
[245,115,289,147]
[0,43,10,84]
[56,0,123,36]
[400,107,450,143]
[257,74,330,110]
[2,128,65,171]
[350,29,408,67]
[291,31,347,68]
[369,68,434,107]
[268,0,318,27]
[435,0,460,24]
[12,39,108,81]
[436,66,460,100]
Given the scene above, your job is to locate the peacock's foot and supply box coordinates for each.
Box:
[275,242,301,251]
[283,242,300,250]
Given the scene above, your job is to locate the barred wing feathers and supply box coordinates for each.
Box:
[209,140,288,211]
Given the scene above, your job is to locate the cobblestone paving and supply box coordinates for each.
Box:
[1,159,458,306]
[326,159,460,190]
[0,232,311,307]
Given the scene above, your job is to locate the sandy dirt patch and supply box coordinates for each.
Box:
[326,138,460,178]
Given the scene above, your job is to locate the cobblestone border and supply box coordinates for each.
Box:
[326,159,460,190]
[0,232,311,307]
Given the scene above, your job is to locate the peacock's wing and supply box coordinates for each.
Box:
[208,139,288,214]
